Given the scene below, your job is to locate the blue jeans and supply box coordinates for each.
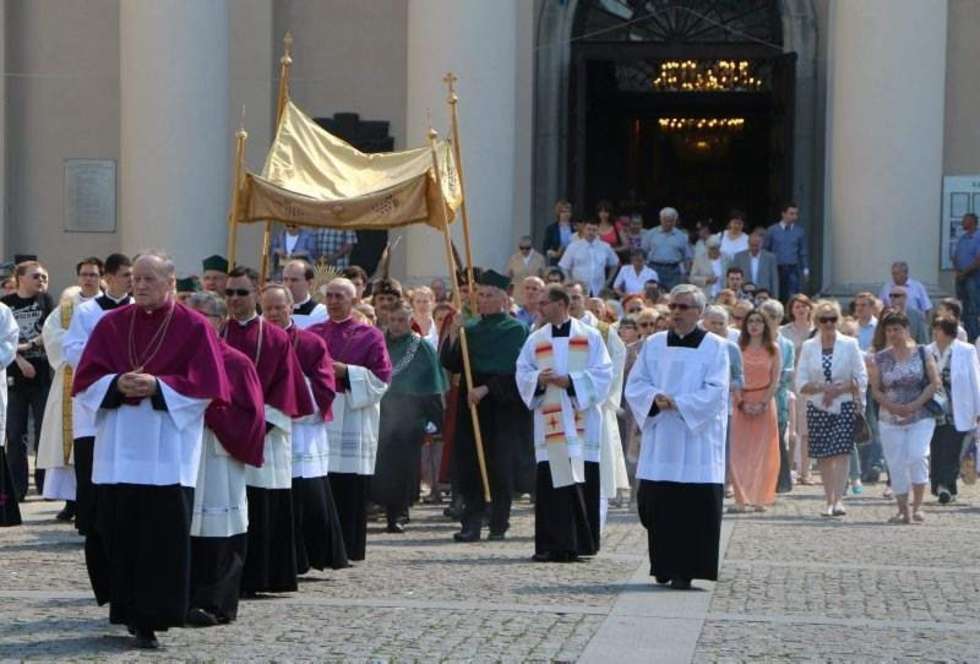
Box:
[956,273,980,342]
[777,264,801,303]
[650,262,682,291]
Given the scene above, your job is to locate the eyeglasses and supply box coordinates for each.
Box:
[224,288,252,297]
[668,303,693,311]
[519,246,532,251]
[889,293,906,299]
[818,316,838,324]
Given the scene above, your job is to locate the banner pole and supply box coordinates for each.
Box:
[444,73,477,311]
[226,107,248,268]
[261,32,294,285]
[428,128,491,503]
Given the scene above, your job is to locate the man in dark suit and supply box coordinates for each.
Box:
[733,229,779,301]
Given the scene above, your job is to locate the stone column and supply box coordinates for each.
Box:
[119,0,230,275]
[403,0,519,285]
[825,0,947,293]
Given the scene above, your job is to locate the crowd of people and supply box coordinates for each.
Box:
[0,201,978,649]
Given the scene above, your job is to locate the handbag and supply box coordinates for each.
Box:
[853,411,871,445]
[917,346,946,417]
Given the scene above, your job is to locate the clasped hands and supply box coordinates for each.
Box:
[538,368,571,390]
[118,372,158,399]
[816,381,852,408]
[654,393,676,411]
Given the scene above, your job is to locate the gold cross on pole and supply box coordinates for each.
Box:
[443,72,458,104]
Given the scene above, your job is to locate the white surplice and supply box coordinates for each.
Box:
[599,326,630,498]
[625,331,729,484]
[292,299,329,330]
[0,303,19,448]
[77,375,211,487]
[515,317,613,465]
[292,377,331,478]
[63,296,130,438]
[244,405,293,489]
[37,294,94,499]
[327,365,388,475]
[191,428,248,537]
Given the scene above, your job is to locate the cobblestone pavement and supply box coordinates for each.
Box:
[1,478,978,662]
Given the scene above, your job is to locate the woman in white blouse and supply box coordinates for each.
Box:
[795,300,868,517]
[927,316,980,504]
[613,249,659,297]
[717,210,749,261]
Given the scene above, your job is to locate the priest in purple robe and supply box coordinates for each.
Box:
[72,252,230,649]
[308,278,391,561]
[260,283,348,573]
[185,291,265,627]
[222,267,314,596]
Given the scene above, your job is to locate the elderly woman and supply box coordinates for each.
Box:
[702,305,745,501]
[635,307,660,339]
[869,311,939,524]
[796,300,868,518]
[927,316,980,504]
[759,299,795,493]
[690,235,728,301]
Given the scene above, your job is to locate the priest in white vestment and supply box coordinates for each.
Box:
[625,284,729,590]
[62,253,133,535]
[516,284,612,562]
[72,253,230,649]
[0,301,22,527]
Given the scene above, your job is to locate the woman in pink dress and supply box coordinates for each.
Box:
[730,309,782,512]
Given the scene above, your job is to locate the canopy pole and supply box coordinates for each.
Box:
[226,107,248,268]
[261,32,294,285]
[429,128,491,503]
[444,73,477,311]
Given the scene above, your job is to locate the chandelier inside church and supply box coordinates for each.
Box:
[657,117,746,132]
[652,60,764,92]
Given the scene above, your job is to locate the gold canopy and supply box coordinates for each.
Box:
[237,101,461,231]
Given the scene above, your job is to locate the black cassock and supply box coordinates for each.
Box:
[441,340,531,535]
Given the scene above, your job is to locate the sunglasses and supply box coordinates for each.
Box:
[668,303,693,311]
[224,288,252,297]
[519,246,532,251]
[818,316,838,324]
[889,293,906,298]
[638,322,654,328]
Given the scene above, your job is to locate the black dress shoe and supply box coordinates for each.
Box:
[655,576,670,585]
[452,529,480,543]
[186,607,219,627]
[55,504,75,522]
[134,628,159,649]
[670,577,693,590]
[487,531,506,541]
[531,552,555,563]
[385,523,405,534]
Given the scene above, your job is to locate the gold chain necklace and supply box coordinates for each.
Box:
[128,302,176,372]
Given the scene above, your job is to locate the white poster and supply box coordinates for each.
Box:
[941,175,980,270]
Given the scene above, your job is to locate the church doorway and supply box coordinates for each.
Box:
[566,1,793,234]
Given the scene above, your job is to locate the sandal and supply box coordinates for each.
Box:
[887,514,909,525]
[726,504,748,514]
[912,510,925,523]
[798,476,816,486]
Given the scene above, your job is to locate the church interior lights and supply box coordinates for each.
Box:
[651,60,764,92]
[657,117,746,132]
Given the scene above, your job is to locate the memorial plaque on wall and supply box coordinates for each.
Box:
[64,159,116,232]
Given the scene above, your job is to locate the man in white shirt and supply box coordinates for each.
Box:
[613,249,659,297]
[878,261,932,316]
[559,221,619,296]
[283,259,328,329]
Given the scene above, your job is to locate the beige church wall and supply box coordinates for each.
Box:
[511,0,535,254]
[939,0,980,294]
[5,0,121,294]
[229,0,275,273]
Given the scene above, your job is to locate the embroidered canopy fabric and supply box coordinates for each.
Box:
[238,101,462,231]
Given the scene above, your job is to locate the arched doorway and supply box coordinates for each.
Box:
[533,0,820,272]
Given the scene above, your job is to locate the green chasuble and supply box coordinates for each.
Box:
[462,312,528,375]
[386,332,447,396]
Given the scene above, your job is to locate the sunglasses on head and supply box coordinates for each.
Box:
[818,316,838,324]
[668,303,693,311]
[225,288,252,297]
